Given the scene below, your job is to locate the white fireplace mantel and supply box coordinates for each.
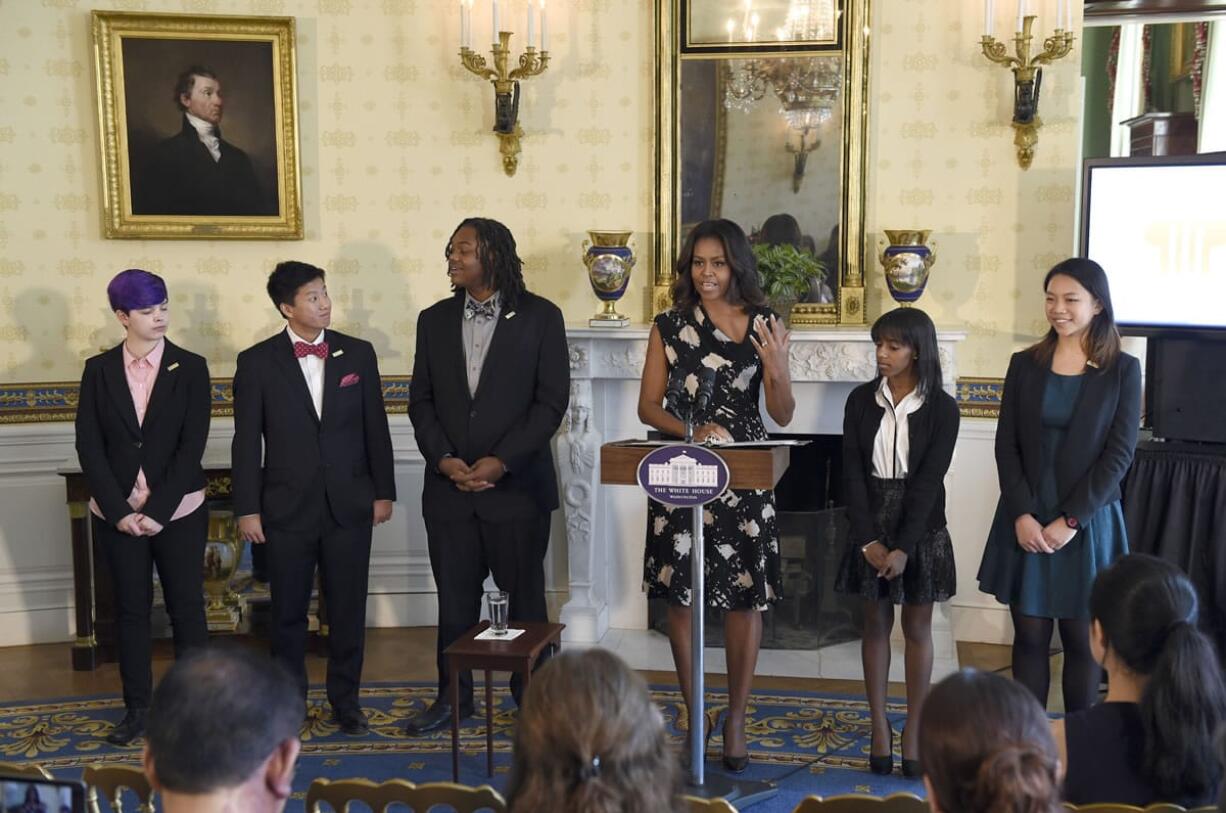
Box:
[555,324,966,643]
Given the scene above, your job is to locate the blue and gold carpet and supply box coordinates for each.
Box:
[0,682,925,811]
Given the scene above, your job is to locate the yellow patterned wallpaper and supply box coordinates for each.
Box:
[0,0,1078,383]
[866,2,1082,375]
[0,0,654,380]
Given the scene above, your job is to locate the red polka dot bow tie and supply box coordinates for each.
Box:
[293,341,329,359]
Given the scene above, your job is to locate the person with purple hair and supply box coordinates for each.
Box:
[74,269,211,745]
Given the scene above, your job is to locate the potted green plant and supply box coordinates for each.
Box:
[752,243,827,324]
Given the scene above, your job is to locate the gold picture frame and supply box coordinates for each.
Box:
[91,11,302,240]
[652,0,870,326]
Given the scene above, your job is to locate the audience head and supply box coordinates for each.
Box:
[672,218,766,312]
[1090,553,1226,801]
[107,269,168,315]
[506,649,683,813]
[143,646,302,812]
[1032,257,1120,369]
[445,217,526,309]
[870,307,942,396]
[919,668,1061,813]
[757,213,804,248]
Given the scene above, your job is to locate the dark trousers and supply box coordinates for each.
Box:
[94,505,209,710]
[265,508,372,715]
[425,512,553,705]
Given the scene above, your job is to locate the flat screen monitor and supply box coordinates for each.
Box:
[1080,153,1226,336]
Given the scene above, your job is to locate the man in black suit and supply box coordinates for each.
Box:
[133,65,274,216]
[403,218,569,734]
[232,261,396,735]
[75,269,211,745]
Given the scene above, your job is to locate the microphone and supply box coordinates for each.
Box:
[694,367,717,414]
[665,374,686,414]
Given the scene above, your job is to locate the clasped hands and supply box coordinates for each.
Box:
[861,541,908,579]
[1014,514,1076,554]
[116,512,164,537]
[439,455,506,493]
[237,498,394,545]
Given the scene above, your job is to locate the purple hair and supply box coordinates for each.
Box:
[107,269,168,313]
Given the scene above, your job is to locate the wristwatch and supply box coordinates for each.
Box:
[1063,514,1079,530]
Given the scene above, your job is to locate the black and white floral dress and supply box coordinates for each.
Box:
[643,304,783,611]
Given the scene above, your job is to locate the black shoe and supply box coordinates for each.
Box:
[333,708,370,736]
[403,699,474,736]
[868,725,895,775]
[902,758,923,778]
[106,708,148,746]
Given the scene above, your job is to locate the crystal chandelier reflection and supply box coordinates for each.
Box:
[722,1,841,128]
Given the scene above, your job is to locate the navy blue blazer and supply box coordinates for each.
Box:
[74,339,211,527]
[995,349,1142,524]
[843,381,960,556]
[409,290,569,523]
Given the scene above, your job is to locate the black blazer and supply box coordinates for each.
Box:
[409,291,570,522]
[134,116,274,216]
[843,381,960,555]
[231,329,396,530]
[75,340,211,527]
[995,349,1141,524]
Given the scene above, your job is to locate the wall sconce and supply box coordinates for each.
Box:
[458,0,550,176]
[980,1,1074,169]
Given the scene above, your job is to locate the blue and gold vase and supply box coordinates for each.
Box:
[583,230,635,327]
[879,229,936,306]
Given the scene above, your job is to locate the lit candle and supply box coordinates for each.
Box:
[540,0,548,51]
[726,18,735,42]
[1066,0,1074,32]
[528,0,535,47]
[460,0,470,48]
[493,0,500,39]
[984,0,993,37]
[1056,0,1065,30]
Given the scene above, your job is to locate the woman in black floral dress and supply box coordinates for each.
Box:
[637,219,795,773]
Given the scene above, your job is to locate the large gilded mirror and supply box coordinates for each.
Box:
[652,0,870,326]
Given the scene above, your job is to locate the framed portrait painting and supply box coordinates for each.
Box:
[91,11,303,239]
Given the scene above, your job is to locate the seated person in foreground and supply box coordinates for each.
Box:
[920,668,1061,813]
[505,649,685,813]
[1053,553,1226,806]
[143,647,302,813]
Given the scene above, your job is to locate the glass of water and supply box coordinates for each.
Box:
[486,590,509,635]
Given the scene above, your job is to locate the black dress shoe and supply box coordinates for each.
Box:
[902,758,923,778]
[106,709,148,746]
[403,699,474,736]
[333,708,370,736]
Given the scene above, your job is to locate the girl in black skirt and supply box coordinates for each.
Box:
[835,307,959,776]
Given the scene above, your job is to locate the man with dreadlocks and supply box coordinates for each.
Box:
[404,217,570,735]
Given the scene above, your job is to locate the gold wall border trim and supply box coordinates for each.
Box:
[0,376,410,425]
[957,376,1005,418]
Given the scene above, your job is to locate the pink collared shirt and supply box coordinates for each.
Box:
[89,340,207,524]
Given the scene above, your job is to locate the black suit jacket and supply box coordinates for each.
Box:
[843,381,960,555]
[231,329,396,530]
[409,291,570,522]
[75,340,211,527]
[135,116,274,216]
[995,349,1142,524]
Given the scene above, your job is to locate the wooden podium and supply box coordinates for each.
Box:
[600,439,790,808]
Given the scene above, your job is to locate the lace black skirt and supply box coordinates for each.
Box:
[834,477,956,605]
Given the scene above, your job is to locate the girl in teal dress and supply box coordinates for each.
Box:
[978,258,1141,712]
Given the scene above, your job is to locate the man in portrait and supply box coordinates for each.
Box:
[133,65,276,217]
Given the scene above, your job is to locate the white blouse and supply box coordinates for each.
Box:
[871,377,925,479]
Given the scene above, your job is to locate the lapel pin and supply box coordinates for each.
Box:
[332,349,344,357]
[167,362,180,371]
[505,311,516,320]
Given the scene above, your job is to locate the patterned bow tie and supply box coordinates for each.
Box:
[464,299,496,321]
[293,341,329,359]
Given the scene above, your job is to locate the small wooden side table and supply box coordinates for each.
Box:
[443,620,565,781]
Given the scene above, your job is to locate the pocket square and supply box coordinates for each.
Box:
[340,373,361,388]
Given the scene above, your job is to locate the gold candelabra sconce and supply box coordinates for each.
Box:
[785,126,820,193]
[458,0,550,177]
[980,3,1075,169]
